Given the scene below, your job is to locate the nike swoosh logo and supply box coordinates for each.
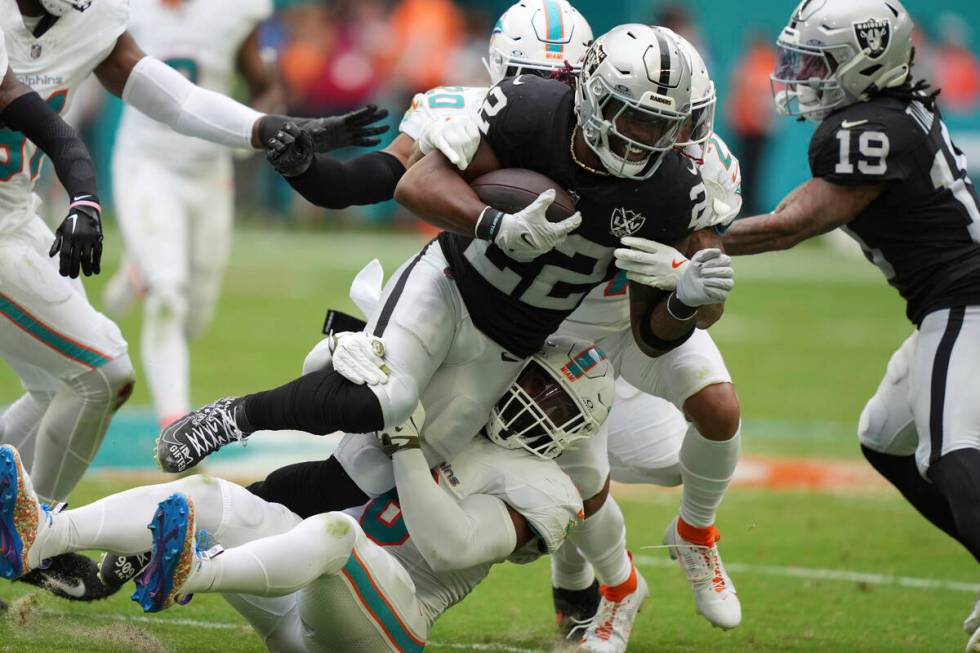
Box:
[519,233,536,249]
[512,75,524,86]
[41,574,86,598]
[671,259,687,269]
[68,215,78,234]
[841,120,868,129]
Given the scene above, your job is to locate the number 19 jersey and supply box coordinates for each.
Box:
[0,0,128,231]
[810,94,980,324]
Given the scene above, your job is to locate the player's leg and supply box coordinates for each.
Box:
[606,378,687,487]
[0,360,57,468]
[114,154,194,427]
[0,217,134,503]
[619,328,741,629]
[858,333,965,545]
[186,157,234,342]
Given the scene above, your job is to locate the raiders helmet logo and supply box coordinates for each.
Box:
[854,18,891,59]
[610,207,646,238]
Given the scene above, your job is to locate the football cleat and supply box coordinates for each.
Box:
[553,580,601,639]
[969,625,980,653]
[98,551,150,590]
[965,590,980,635]
[663,516,741,630]
[18,552,118,601]
[577,570,648,653]
[132,493,198,612]
[156,397,249,473]
[0,446,40,580]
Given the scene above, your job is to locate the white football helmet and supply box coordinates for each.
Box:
[40,0,91,15]
[486,0,594,85]
[660,28,716,148]
[575,24,693,179]
[695,134,743,230]
[771,0,914,121]
[486,336,614,460]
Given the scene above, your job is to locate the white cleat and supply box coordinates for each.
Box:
[663,517,741,630]
[577,571,648,653]
[968,626,980,653]
[966,591,980,653]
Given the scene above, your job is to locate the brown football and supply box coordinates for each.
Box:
[470,169,576,220]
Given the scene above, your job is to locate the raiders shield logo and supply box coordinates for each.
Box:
[854,18,890,59]
[610,207,646,238]
[30,44,42,59]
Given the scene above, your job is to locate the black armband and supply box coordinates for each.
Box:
[666,292,698,321]
[1,92,99,203]
[636,305,696,355]
[289,150,406,210]
[475,206,504,240]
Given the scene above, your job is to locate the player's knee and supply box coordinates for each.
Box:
[67,355,135,408]
[145,284,189,326]
[582,476,611,518]
[684,383,740,441]
[374,376,421,428]
[300,512,358,573]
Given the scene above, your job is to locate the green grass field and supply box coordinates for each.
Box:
[1,226,974,652]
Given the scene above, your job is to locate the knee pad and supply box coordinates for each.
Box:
[857,396,917,456]
[372,374,421,429]
[65,355,136,406]
[145,285,189,327]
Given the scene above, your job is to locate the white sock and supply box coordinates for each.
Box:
[183,513,356,596]
[678,423,741,528]
[550,540,595,591]
[142,290,190,425]
[566,497,631,587]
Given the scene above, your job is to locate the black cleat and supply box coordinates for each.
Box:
[98,551,150,591]
[16,553,118,601]
[553,580,601,639]
[156,397,249,473]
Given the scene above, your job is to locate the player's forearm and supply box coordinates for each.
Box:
[2,92,99,203]
[629,284,695,358]
[122,56,263,150]
[288,151,406,210]
[394,151,486,235]
[721,212,805,255]
[393,448,516,572]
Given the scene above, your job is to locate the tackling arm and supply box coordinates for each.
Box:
[723,178,882,255]
[392,448,532,572]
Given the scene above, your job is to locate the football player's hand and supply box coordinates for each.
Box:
[379,402,425,455]
[265,122,313,178]
[332,331,390,386]
[50,199,103,278]
[675,249,734,306]
[488,189,583,262]
[419,115,480,170]
[302,105,390,152]
[613,236,688,290]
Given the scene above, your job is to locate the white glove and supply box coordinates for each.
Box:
[332,331,390,385]
[613,236,689,290]
[419,115,481,171]
[675,249,734,306]
[479,189,582,263]
[379,402,426,455]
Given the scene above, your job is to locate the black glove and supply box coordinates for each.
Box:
[258,105,390,156]
[265,122,314,177]
[50,197,103,278]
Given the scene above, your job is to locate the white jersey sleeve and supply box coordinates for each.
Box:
[441,438,583,556]
[0,31,8,79]
[399,86,489,141]
[695,133,743,229]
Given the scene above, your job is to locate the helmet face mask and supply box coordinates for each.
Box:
[40,0,92,16]
[486,0,594,86]
[770,41,849,119]
[486,337,614,460]
[575,25,693,180]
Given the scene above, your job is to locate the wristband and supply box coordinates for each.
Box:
[666,292,698,321]
[475,206,504,241]
[68,199,102,214]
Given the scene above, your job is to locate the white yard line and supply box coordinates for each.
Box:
[633,555,980,593]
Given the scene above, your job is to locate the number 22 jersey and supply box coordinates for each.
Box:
[437,75,705,357]
[810,93,980,324]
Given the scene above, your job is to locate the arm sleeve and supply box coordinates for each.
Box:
[288,151,406,210]
[122,56,262,150]
[1,92,98,203]
[393,448,517,572]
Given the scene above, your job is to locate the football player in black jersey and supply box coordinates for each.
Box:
[723,1,980,647]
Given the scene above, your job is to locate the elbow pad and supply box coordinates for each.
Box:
[122,57,261,150]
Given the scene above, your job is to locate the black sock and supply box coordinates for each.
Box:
[861,445,964,544]
[247,456,369,519]
[928,448,980,564]
[240,368,384,435]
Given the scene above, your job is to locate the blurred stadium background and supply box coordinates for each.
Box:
[2,1,980,651]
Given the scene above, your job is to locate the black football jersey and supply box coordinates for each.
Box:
[810,94,980,324]
[438,76,704,356]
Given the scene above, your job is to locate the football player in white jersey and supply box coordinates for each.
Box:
[0,0,387,503]
[0,335,611,653]
[104,0,281,429]
[267,15,743,649]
